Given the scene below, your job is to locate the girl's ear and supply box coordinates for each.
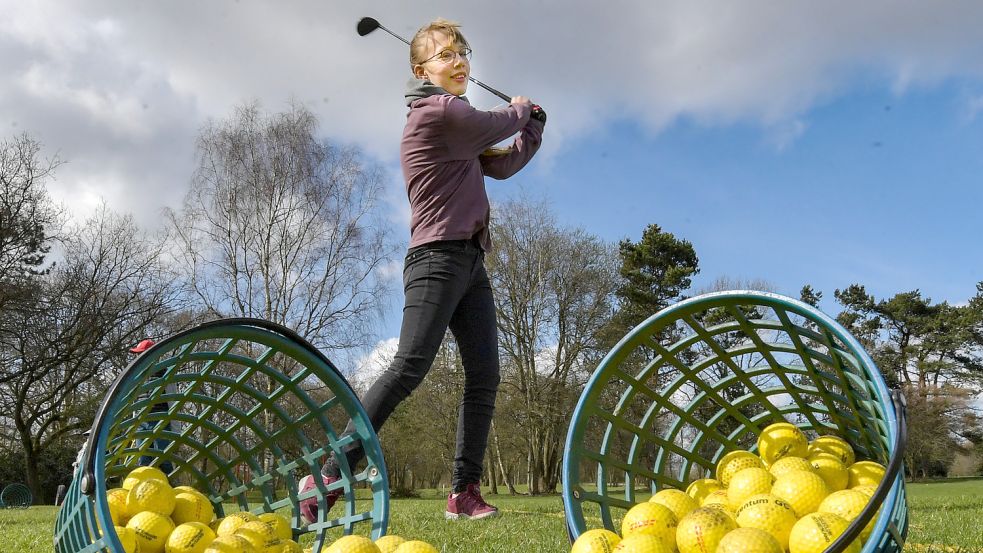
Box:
[413,64,427,79]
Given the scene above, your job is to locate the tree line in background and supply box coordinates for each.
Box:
[1,103,982,504]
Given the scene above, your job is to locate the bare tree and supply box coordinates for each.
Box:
[166,102,394,353]
[488,197,619,493]
[0,204,180,501]
[0,133,63,294]
[166,102,395,482]
[0,134,65,389]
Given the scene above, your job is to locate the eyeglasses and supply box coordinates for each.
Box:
[421,47,472,65]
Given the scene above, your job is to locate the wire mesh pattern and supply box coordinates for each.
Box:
[54,318,388,553]
[0,483,33,508]
[563,291,907,553]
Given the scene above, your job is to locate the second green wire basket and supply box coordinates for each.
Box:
[563,290,907,552]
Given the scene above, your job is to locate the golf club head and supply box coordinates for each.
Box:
[357,17,380,37]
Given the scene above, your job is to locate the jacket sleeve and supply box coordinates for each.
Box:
[443,96,532,159]
[479,118,545,180]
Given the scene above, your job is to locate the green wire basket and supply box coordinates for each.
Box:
[1,483,32,508]
[54,318,388,553]
[563,290,907,553]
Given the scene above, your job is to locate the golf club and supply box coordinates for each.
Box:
[356,16,525,106]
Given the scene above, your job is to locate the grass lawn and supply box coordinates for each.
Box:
[3,480,982,552]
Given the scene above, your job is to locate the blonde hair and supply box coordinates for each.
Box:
[410,18,470,67]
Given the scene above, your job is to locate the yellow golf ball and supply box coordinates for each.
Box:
[327,535,381,553]
[114,525,140,553]
[215,511,258,537]
[392,540,436,553]
[204,534,258,553]
[126,511,176,553]
[375,535,408,553]
[757,422,809,464]
[263,539,304,553]
[620,502,677,546]
[108,488,130,526]
[685,479,723,504]
[702,501,737,522]
[701,503,737,527]
[818,489,877,541]
[811,455,849,492]
[268,540,304,553]
[768,456,813,478]
[717,527,783,553]
[852,484,878,498]
[848,460,886,488]
[123,466,170,491]
[735,494,797,550]
[165,521,215,553]
[716,451,765,487]
[650,488,699,522]
[236,520,279,551]
[126,478,176,517]
[771,470,829,518]
[258,512,293,541]
[612,534,674,553]
[172,492,214,525]
[700,489,730,509]
[727,468,774,510]
[676,507,737,553]
[808,435,855,466]
[789,512,860,553]
[571,528,621,553]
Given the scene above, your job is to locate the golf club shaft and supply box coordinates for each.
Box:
[375,23,411,46]
[468,77,511,103]
[374,22,512,103]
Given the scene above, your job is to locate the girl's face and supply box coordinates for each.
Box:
[413,31,470,96]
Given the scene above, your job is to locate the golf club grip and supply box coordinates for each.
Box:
[469,77,543,122]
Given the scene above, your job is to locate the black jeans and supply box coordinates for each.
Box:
[324,238,501,491]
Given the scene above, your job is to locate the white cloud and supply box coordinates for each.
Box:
[766,393,794,408]
[765,119,809,152]
[3,0,983,229]
[534,344,558,377]
[964,94,983,122]
[350,337,398,391]
[376,259,403,284]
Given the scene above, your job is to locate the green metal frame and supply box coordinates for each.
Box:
[54,318,388,553]
[563,290,907,553]
[0,483,32,508]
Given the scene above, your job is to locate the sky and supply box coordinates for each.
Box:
[3,1,982,374]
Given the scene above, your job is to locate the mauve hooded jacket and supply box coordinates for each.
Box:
[401,79,544,252]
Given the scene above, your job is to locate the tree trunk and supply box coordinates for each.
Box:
[492,423,517,495]
[542,426,562,493]
[20,433,43,504]
[489,458,498,494]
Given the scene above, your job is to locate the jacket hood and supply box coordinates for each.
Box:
[405,78,470,107]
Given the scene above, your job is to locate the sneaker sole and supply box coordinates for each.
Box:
[445,510,499,520]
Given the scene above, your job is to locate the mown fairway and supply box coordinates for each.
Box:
[3,480,982,552]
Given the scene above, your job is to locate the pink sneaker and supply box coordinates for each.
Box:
[445,483,498,520]
[298,473,341,523]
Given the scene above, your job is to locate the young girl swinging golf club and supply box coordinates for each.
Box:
[299,17,545,521]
